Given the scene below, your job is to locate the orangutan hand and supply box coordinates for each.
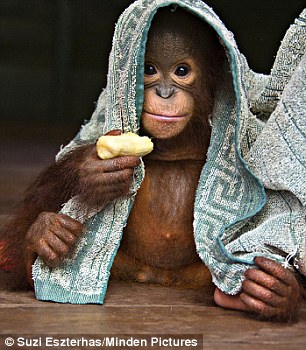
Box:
[214,257,301,322]
[76,130,141,207]
[25,212,85,287]
[240,257,301,321]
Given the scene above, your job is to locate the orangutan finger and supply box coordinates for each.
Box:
[57,214,85,237]
[240,292,277,319]
[254,257,297,286]
[45,232,70,258]
[242,279,285,307]
[36,241,61,268]
[105,129,122,136]
[244,268,288,297]
[102,168,135,184]
[102,156,141,172]
[54,228,79,247]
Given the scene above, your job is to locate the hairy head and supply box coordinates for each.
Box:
[141,6,223,141]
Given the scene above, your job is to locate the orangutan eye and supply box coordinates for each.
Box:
[144,64,157,76]
[174,65,190,77]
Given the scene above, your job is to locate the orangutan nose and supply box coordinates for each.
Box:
[155,85,175,99]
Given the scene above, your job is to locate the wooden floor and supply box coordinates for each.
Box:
[0,138,306,350]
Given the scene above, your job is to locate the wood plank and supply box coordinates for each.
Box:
[0,282,305,348]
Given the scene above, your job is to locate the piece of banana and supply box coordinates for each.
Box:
[96,132,154,160]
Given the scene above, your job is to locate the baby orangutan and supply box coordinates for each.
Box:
[0,8,302,322]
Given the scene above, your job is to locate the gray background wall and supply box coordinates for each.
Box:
[0,0,305,145]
